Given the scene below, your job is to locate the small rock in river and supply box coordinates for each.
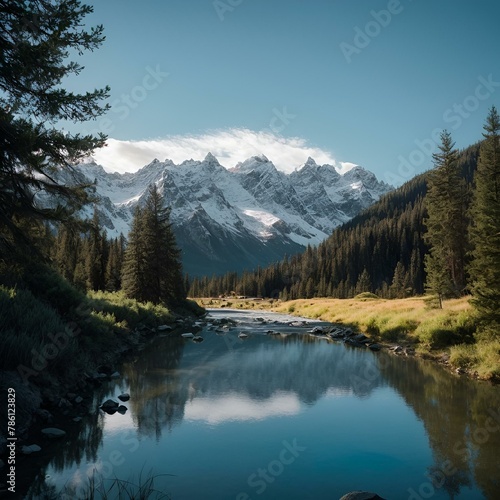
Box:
[41,428,66,439]
[157,325,172,331]
[116,405,128,415]
[339,491,386,500]
[100,399,119,411]
[22,444,42,455]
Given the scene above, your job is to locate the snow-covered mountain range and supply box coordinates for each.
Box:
[70,153,392,275]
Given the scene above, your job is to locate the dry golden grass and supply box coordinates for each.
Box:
[272,296,472,341]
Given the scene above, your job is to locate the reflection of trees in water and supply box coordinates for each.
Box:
[379,353,500,499]
[126,333,387,440]
[23,340,186,498]
[23,316,500,500]
[22,404,105,499]
[185,335,385,403]
[123,336,186,440]
[427,461,470,500]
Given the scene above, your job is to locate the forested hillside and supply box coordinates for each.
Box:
[189,143,480,300]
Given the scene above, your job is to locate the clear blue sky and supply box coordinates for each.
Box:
[67,0,500,184]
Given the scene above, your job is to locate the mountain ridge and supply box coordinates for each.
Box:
[70,153,393,275]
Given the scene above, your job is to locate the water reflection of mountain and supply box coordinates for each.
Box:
[21,310,500,500]
[379,353,500,499]
[124,331,387,438]
[125,321,500,499]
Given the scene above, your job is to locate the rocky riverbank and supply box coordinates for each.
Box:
[0,312,205,495]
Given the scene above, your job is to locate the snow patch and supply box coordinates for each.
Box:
[242,209,280,227]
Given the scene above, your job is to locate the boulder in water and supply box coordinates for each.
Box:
[339,492,386,500]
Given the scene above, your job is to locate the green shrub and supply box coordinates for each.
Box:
[449,344,478,369]
[415,312,476,349]
[86,291,172,331]
[379,327,402,342]
[355,292,380,301]
[0,286,73,371]
[450,340,500,380]
[415,318,460,348]
[22,264,86,314]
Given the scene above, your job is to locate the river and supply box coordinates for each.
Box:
[23,309,500,499]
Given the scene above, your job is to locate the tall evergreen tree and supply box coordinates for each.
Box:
[469,106,500,336]
[54,225,79,282]
[355,268,371,294]
[0,0,109,260]
[424,130,468,305]
[121,206,148,301]
[391,261,409,299]
[85,208,107,291]
[122,185,185,304]
[105,236,125,292]
[142,184,185,303]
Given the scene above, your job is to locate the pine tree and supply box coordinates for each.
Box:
[424,130,468,305]
[391,261,408,299]
[54,226,79,282]
[121,206,148,301]
[0,1,109,260]
[105,238,122,292]
[469,106,500,336]
[355,268,371,294]
[86,208,105,291]
[122,185,185,304]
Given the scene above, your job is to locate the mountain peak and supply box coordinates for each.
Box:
[232,155,277,174]
[304,157,318,168]
[254,154,269,163]
[204,152,219,163]
[343,165,373,180]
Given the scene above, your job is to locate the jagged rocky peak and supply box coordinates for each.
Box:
[200,152,227,173]
[77,159,108,177]
[231,154,279,176]
[292,157,341,184]
[302,156,319,169]
[204,152,219,164]
[342,165,386,189]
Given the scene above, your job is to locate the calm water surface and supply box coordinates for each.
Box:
[24,309,500,499]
